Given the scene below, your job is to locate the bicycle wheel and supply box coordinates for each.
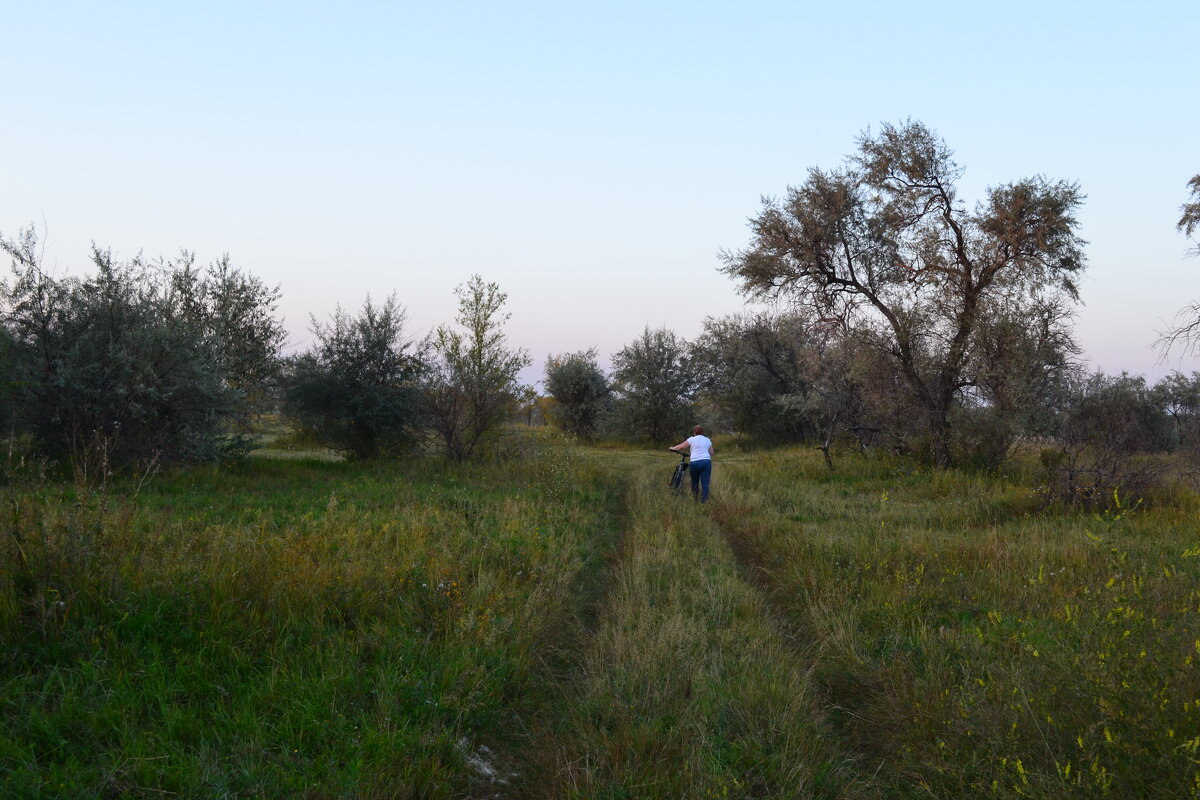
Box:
[670,462,686,495]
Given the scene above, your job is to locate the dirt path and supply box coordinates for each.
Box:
[709,483,888,788]
[465,467,635,799]
[500,463,868,799]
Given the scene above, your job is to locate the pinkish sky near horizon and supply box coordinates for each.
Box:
[3,1,1197,385]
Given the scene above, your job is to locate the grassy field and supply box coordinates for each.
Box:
[1,445,624,798]
[2,439,1199,798]
[715,451,1200,798]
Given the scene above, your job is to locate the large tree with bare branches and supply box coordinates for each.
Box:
[721,120,1086,465]
[1159,174,1200,357]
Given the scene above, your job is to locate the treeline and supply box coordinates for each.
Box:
[545,315,1200,501]
[2,119,1196,503]
[2,223,1196,504]
[0,228,529,477]
[544,120,1200,503]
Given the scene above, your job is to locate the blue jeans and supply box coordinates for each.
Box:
[689,459,712,502]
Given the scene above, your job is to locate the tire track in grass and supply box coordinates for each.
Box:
[468,462,634,799]
[709,460,964,796]
[515,466,871,800]
[709,477,887,788]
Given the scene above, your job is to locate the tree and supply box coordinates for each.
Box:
[722,120,1086,466]
[956,297,1080,467]
[0,227,283,476]
[1182,174,1200,256]
[282,295,426,459]
[610,327,696,443]
[1159,174,1200,356]
[544,349,610,439]
[424,275,531,461]
[691,313,819,443]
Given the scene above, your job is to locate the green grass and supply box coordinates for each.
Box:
[1,447,624,798]
[3,441,1198,798]
[517,468,861,799]
[715,449,1200,798]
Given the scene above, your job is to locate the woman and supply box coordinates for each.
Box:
[669,425,715,503]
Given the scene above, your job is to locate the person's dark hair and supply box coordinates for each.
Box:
[693,425,703,435]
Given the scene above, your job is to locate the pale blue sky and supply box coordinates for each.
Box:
[3,0,1197,382]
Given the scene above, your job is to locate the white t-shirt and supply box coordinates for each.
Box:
[687,435,713,462]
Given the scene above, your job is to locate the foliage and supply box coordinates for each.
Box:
[693,303,1080,469]
[1181,173,1200,256]
[968,298,1079,436]
[692,312,892,467]
[0,324,20,438]
[609,326,696,443]
[0,227,283,476]
[425,275,531,461]
[1153,370,1200,458]
[1041,372,1178,504]
[543,348,610,439]
[721,120,1087,465]
[170,252,287,415]
[282,294,426,459]
[951,297,1081,468]
[691,312,821,442]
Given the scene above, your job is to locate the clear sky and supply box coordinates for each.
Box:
[3,0,1197,384]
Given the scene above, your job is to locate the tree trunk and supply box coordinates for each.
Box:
[928,405,952,468]
[818,414,837,470]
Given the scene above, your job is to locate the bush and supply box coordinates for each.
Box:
[0,229,283,477]
[282,295,426,459]
[1042,372,1174,504]
[544,349,610,439]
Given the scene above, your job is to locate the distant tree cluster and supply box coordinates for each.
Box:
[542,327,699,445]
[546,122,1089,460]
[0,226,530,477]
[538,124,1200,504]
[3,121,1195,497]
[280,275,530,462]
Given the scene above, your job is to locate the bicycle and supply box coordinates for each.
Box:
[668,450,689,496]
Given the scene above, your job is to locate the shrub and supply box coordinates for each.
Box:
[544,349,610,439]
[1043,372,1174,504]
[0,228,283,476]
[282,295,426,459]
